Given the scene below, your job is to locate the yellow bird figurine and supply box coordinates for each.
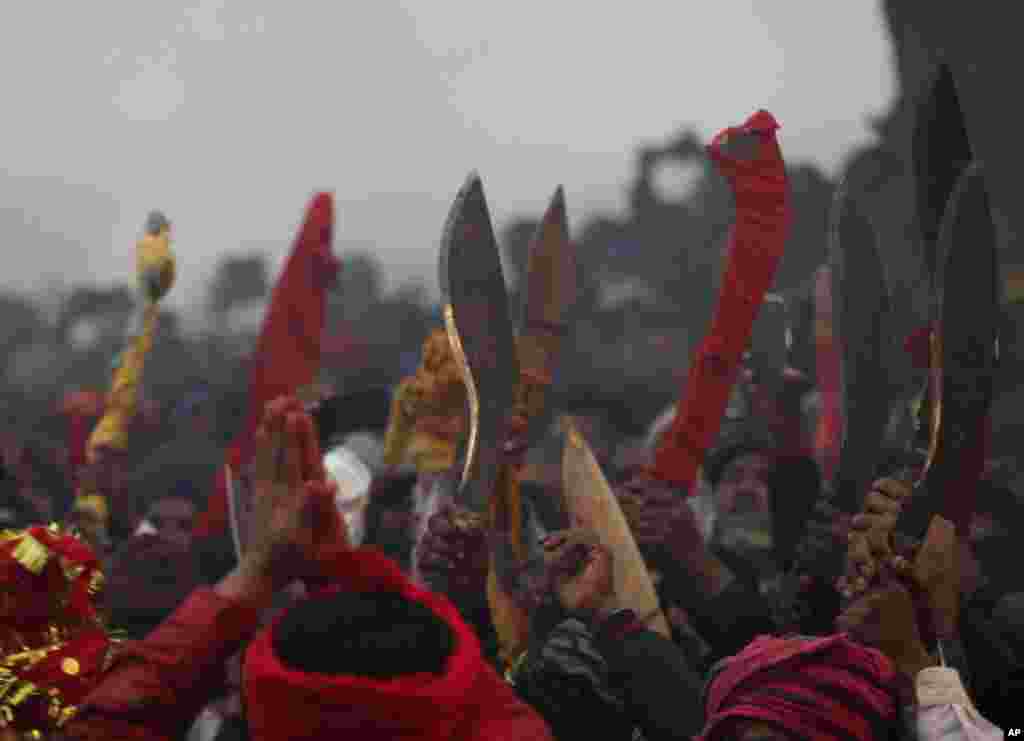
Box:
[136,211,176,304]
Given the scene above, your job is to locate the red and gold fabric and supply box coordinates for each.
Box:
[0,526,115,739]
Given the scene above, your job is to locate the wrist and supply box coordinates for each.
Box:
[895,642,937,683]
[688,553,734,596]
[215,557,278,607]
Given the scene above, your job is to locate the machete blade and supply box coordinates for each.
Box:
[518,186,576,445]
[438,172,519,513]
[829,181,893,514]
[902,163,1000,538]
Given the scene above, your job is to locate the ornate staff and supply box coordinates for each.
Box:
[73,212,176,542]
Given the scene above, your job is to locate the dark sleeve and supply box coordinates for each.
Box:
[595,619,705,740]
[958,601,1019,728]
[657,554,775,665]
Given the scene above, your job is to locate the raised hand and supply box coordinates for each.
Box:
[838,477,912,598]
[540,529,617,614]
[244,397,344,592]
[417,502,490,595]
[617,471,704,564]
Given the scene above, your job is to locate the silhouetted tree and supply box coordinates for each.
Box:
[206,254,269,330]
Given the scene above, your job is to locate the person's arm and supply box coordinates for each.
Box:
[66,396,344,741]
[470,667,556,740]
[591,609,705,740]
[63,563,273,741]
[659,550,775,663]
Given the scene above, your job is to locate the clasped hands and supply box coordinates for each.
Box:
[234,397,349,598]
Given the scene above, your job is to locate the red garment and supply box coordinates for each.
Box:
[194,194,339,539]
[653,110,791,494]
[67,551,553,741]
[65,588,263,741]
[246,548,553,740]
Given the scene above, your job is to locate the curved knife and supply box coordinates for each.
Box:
[438,173,519,514]
[828,181,894,514]
[899,163,1000,539]
[518,186,576,448]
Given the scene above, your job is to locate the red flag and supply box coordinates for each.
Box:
[652,111,791,492]
[194,193,339,537]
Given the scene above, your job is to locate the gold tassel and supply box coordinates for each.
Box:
[10,535,50,576]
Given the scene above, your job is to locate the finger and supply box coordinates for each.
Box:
[541,531,569,550]
[427,512,455,537]
[253,425,274,485]
[864,491,902,516]
[873,478,912,501]
[426,535,460,558]
[912,515,956,587]
[282,413,305,491]
[264,396,293,424]
[266,409,288,482]
[291,411,321,482]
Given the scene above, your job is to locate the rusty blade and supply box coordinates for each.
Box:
[518,186,575,440]
[438,172,519,514]
[829,181,893,514]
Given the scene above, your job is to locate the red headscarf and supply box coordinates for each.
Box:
[243,548,509,740]
[701,634,900,741]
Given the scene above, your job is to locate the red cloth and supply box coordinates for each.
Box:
[67,588,265,741]
[701,634,899,741]
[244,548,553,740]
[68,551,552,741]
[653,111,791,494]
[194,194,339,538]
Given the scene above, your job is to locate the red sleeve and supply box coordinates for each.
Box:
[64,588,263,741]
[469,665,555,740]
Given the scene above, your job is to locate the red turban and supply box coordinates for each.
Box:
[701,634,900,741]
[243,548,511,740]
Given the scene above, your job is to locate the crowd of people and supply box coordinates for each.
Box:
[0,113,1020,740]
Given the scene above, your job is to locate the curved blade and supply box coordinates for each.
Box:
[518,187,576,443]
[829,182,893,513]
[438,173,519,513]
[912,65,972,282]
[904,164,1000,537]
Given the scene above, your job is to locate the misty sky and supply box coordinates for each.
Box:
[0,1,895,322]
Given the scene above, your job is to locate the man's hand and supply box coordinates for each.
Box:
[839,478,912,597]
[417,503,490,594]
[835,581,935,681]
[618,472,705,563]
[541,529,617,614]
[908,516,960,641]
[233,398,344,599]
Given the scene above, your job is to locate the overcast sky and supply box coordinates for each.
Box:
[0,1,896,322]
